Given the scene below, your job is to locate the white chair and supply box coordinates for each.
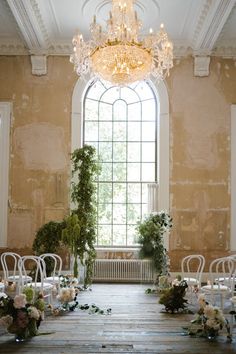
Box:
[18,255,54,305]
[40,253,62,291]
[201,257,235,309]
[181,255,205,301]
[0,252,32,289]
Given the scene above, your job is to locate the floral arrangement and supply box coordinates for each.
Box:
[0,288,45,341]
[184,295,231,341]
[159,278,188,313]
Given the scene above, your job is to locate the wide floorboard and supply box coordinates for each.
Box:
[0,284,236,354]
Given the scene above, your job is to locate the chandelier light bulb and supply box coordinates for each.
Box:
[70,0,173,85]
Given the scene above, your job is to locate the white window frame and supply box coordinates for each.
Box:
[0,102,11,247]
[71,77,170,249]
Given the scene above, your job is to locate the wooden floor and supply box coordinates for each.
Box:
[1,284,236,354]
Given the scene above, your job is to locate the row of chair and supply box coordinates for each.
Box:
[0,252,63,304]
[181,254,236,309]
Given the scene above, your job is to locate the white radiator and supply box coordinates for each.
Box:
[92,259,154,283]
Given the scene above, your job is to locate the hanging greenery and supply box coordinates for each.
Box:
[136,211,172,275]
[70,145,100,287]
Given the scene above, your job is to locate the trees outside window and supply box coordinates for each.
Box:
[83,79,158,246]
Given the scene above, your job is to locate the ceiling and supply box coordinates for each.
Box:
[0,0,235,58]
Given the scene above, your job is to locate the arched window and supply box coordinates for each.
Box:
[83,79,158,246]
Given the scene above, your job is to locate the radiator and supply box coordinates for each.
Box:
[92,259,154,283]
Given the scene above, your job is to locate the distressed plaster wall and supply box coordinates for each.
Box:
[0,55,236,270]
[0,56,76,252]
[168,57,236,270]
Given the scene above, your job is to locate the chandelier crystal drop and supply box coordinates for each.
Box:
[70,0,174,85]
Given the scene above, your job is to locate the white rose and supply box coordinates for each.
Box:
[13,294,26,309]
[0,315,13,327]
[28,306,40,320]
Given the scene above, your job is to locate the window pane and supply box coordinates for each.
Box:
[113,163,126,181]
[128,183,141,203]
[128,102,141,121]
[98,225,112,245]
[113,225,126,245]
[98,203,112,223]
[113,100,127,121]
[127,163,140,181]
[142,122,156,141]
[101,86,120,104]
[86,80,106,100]
[113,122,126,141]
[142,163,155,181]
[142,183,148,203]
[128,122,140,141]
[100,163,112,181]
[113,183,126,203]
[127,225,139,245]
[113,204,126,224]
[127,203,141,224]
[135,82,154,100]
[84,99,98,120]
[99,142,112,161]
[128,142,140,162]
[99,102,112,121]
[142,142,155,162]
[121,87,139,104]
[84,121,98,141]
[142,100,156,121]
[113,142,126,162]
[99,122,112,141]
[99,183,112,203]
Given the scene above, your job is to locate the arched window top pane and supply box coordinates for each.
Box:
[132,81,155,100]
[120,87,140,104]
[100,86,120,104]
[113,100,127,121]
[86,80,106,101]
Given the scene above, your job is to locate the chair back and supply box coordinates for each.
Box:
[18,255,45,292]
[209,257,235,292]
[40,253,62,280]
[181,254,205,287]
[0,252,21,282]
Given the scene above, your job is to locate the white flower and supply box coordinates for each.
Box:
[0,315,13,327]
[204,305,215,319]
[13,294,26,309]
[28,306,40,320]
[172,279,180,286]
[57,287,75,303]
[198,294,206,308]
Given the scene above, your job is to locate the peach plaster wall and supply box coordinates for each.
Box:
[0,55,235,270]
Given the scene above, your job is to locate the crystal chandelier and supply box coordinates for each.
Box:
[70,0,173,85]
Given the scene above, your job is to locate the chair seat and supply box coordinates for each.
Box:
[7,275,32,282]
[184,277,199,285]
[201,284,230,293]
[45,276,60,283]
[24,282,53,290]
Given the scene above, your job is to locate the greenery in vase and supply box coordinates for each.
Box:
[137,211,172,275]
[70,145,100,287]
[159,279,188,313]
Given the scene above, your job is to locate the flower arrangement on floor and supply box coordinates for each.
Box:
[159,278,189,313]
[184,295,231,341]
[0,288,45,341]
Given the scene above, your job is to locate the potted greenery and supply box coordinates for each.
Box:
[137,211,172,277]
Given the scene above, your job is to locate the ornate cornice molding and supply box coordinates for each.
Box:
[6,0,51,53]
[192,0,235,52]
